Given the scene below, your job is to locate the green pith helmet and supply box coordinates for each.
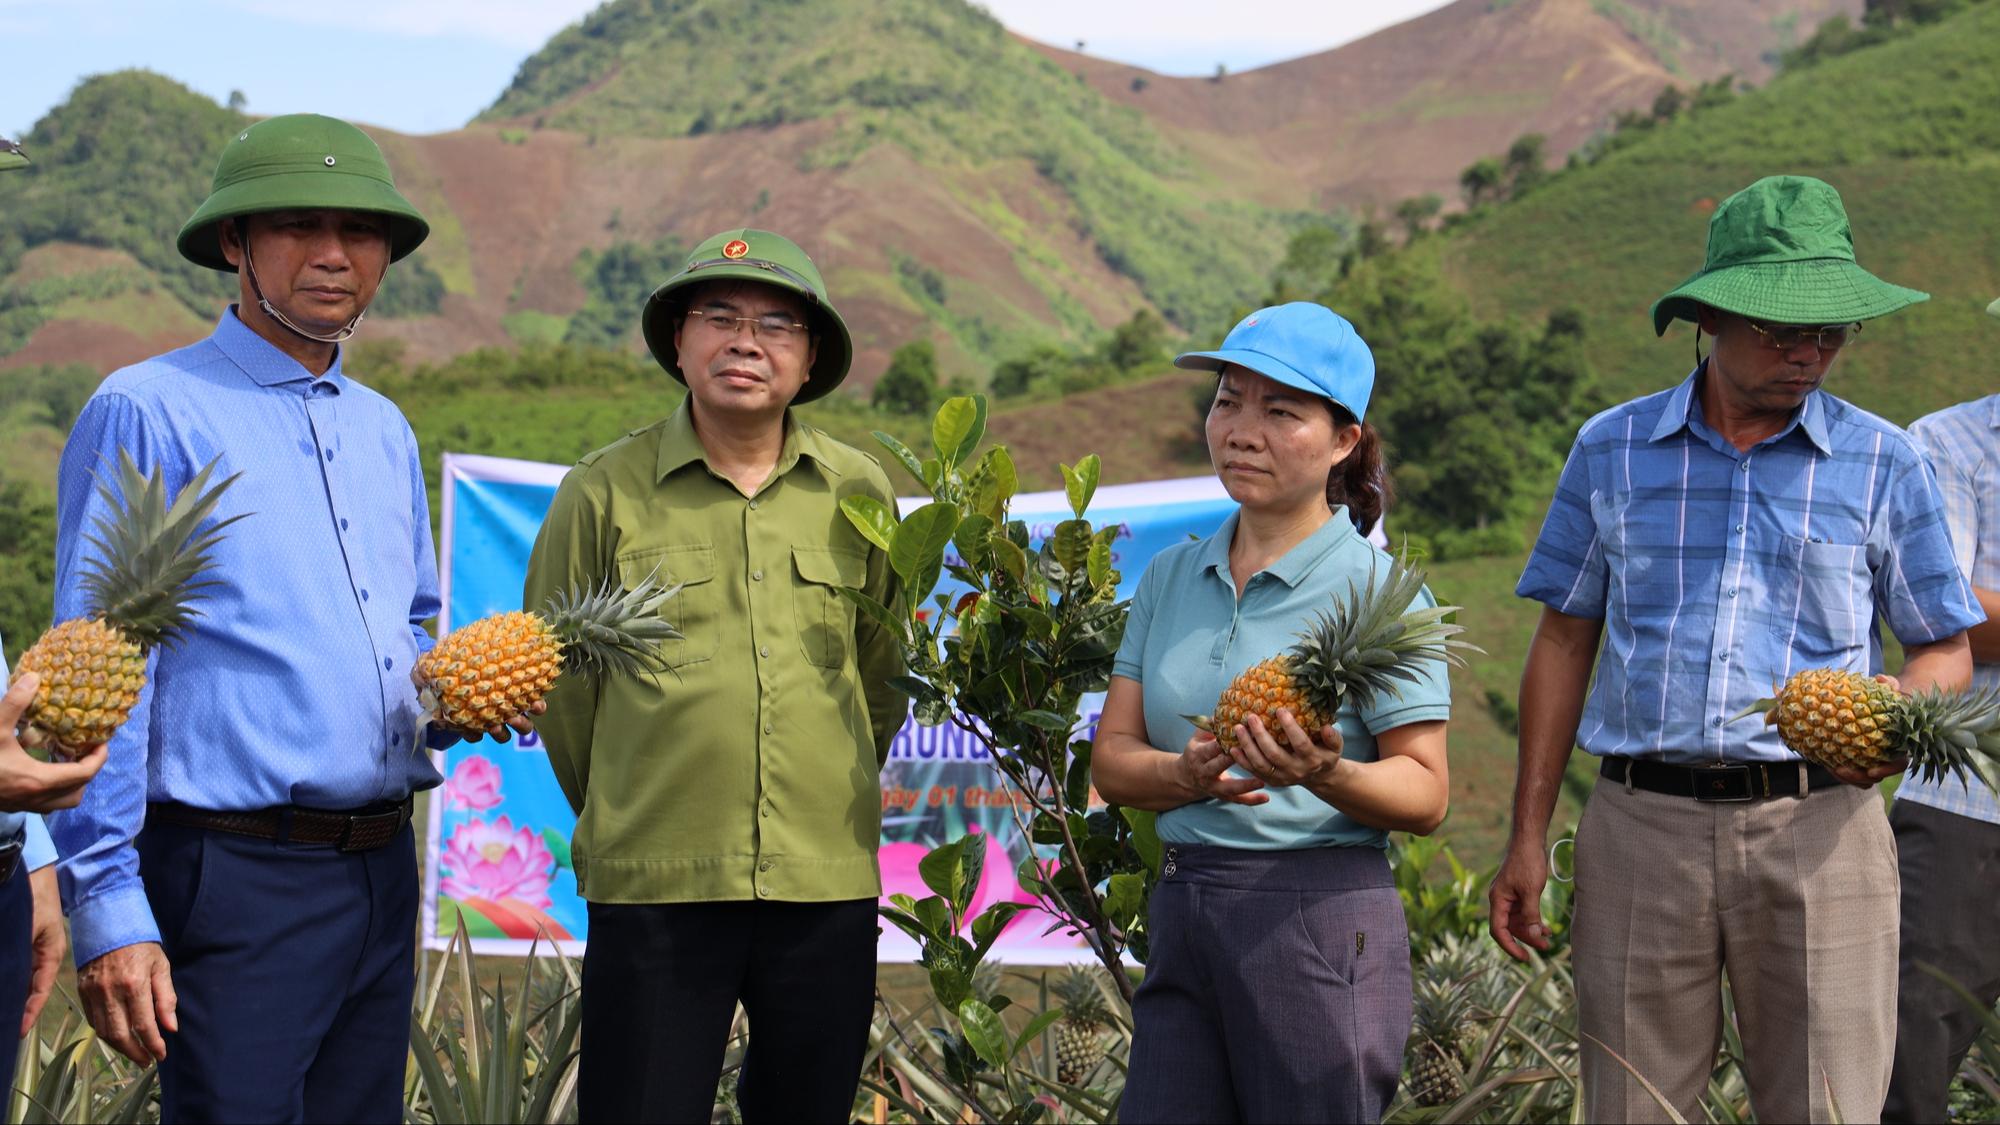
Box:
[641,228,852,403]
[176,114,429,272]
[0,137,27,171]
[1651,175,1927,335]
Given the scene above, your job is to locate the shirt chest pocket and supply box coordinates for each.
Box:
[1778,534,1871,659]
[618,544,718,669]
[792,547,867,669]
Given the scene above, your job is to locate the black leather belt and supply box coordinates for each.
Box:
[1601,757,1840,801]
[148,797,412,852]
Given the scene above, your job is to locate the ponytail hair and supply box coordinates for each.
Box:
[1325,403,1391,534]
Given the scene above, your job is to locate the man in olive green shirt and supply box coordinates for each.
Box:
[525,229,903,1124]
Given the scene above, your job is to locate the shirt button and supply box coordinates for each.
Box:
[340,518,349,531]
[1740,462,1750,473]
[758,861,773,872]
[1711,717,1724,727]
[759,645,771,658]
[752,570,764,582]
[384,657,395,671]
[325,448,335,462]
[763,722,773,734]
[748,500,760,510]
[1734,524,1745,534]
[361,589,370,601]
[757,885,770,897]
[760,802,772,818]
[1727,588,1737,598]
[1719,653,1729,663]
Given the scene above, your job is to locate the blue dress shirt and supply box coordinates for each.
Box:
[1896,394,2000,822]
[46,310,447,966]
[1112,508,1453,851]
[1517,366,1984,765]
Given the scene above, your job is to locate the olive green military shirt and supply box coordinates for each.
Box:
[524,399,904,904]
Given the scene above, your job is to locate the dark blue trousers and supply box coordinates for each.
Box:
[139,817,417,1124]
[1121,844,1413,1124]
[0,862,30,1090]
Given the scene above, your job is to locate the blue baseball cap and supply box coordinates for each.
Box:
[1173,302,1375,422]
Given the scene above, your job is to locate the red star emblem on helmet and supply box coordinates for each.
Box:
[722,239,750,259]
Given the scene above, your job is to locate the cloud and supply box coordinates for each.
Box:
[976,0,1452,73]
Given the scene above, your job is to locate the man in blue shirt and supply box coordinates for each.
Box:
[1489,176,1983,1123]
[46,114,523,1123]
[1882,304,2000,1122]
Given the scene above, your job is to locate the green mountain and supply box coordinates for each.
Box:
[1432,0,2000,420]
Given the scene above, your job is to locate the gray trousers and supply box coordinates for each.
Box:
[1882,799,2000,1123]
[1119,843,1411,1124]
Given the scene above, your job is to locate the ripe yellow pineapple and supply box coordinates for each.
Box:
[14,452,242,759]
[1736,668,2000,787]
[1190,551,1478,748]
[417,574,682,736]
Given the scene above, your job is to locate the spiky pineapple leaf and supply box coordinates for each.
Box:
[81,451,248,650]
[541,570,683,678]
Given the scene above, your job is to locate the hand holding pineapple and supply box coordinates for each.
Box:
[1226,708,1349,788]
[414,573,682,741]
[0,672,108,813]
[1734,667,2000,790]
[1175,728,1270,806]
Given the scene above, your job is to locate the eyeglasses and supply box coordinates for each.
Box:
[686,309,808,346]
[1744,319,1862,351]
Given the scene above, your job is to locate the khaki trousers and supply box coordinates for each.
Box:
[1573,776,1899,1124]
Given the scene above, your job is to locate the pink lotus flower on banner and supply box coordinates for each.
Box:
[444,754,503,811]
[440,815,555,908]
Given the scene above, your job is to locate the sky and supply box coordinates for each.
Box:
[0,0,1456,138]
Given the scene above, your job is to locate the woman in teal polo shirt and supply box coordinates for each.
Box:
[1094,302,1453,1123]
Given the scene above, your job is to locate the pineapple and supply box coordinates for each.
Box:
[1407,972,1474,1107]
[417,574,682,735]
[1053,966,1111,1086]
[14,452,242,759]
[1735,668,2000,787]
[1190,552,1478,749]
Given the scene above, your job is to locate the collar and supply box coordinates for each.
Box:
[212,306,348,393]
[654,397,838,486]
[1196,507,1362,589]
[1649,364,1831,456]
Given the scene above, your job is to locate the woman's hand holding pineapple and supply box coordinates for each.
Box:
[1172,730,1269,806]
[1226,709,1346,788]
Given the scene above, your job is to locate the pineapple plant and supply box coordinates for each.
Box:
[1735,668,2000,787]
[1189,551,1478,748]
[416,574,683,735]
[1052,966,1112,1086]
[13,452,243,759]
[1407,972,1475,1107]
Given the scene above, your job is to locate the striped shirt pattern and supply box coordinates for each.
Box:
[1518,368,1983,765]
[1893,394,2000,823]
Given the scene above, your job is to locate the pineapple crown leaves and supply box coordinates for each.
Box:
[1287,549,1482,714]
[540,569,684,678]
[80,451,247,651]
[1053,966,1112,1023]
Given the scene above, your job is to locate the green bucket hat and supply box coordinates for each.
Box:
[641,228,852,404]
[177,114,429,272]
[0,137,27,172]
[1651,175,1927,336]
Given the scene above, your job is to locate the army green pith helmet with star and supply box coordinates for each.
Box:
[176,114,429,272]
[641,228,853,403]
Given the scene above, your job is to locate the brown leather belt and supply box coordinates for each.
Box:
[1601,757,1839,801]
[148,798,413,852]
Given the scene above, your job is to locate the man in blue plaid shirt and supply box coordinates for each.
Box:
[1882,300,2000,1123]
[1488,176,1984,1124]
